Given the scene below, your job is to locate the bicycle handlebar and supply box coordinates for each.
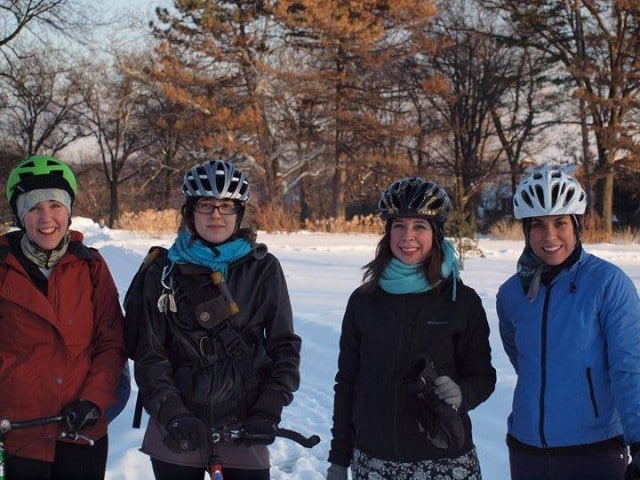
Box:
[273,427,320,448]
[0,415,94,446]
[209,426,320,449]
[0,415,65,435]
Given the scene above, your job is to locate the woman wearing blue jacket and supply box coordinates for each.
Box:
[497,166,640,480]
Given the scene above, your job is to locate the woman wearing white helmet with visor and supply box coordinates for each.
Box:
[497,166,640,480]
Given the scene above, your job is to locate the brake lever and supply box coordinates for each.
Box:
[60,431,95,446]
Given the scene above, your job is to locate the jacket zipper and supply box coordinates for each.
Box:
[392,299,420,457]
[392,317,405,456]
[539,286,552,448]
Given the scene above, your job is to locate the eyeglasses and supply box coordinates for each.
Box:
[193,202,240,215]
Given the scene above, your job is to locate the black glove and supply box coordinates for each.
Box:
[402,355,466,450]
[626,444,640,480]
[164,414,209,452]
[61,399,101,433]
[243,417,277,446]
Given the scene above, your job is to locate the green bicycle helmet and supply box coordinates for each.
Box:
[6,155,78,213]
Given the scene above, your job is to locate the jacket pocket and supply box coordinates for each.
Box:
[586,367,599,418]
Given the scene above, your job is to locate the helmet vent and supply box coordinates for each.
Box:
[513,166,587,219]
[182,158,250,201]
[534,185,545,208]
[379,176,451,222]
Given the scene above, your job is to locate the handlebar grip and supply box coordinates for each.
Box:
[4,415,65,431]
[275,427,320,448]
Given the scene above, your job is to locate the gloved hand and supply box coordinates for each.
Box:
[243,416,277,446]
[626,444,640,480]
[164,414,209,452]
[402,355,466,450]
[434,376,462,410]
[61,399,101,433]
[326,463,348,480]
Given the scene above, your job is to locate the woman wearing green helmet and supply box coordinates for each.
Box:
[0,155,127,479]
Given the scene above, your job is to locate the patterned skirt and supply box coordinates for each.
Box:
[351,446,482,480]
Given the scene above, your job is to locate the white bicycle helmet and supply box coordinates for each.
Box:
[513,166,586,219]
[182,159,250,202]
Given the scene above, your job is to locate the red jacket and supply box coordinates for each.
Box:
[0,230,126,462]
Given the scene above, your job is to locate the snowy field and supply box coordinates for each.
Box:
[71,217,640,480]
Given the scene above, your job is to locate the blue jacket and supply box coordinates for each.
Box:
[497,249,640,447]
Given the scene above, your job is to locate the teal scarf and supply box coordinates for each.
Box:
[379,239,460,300]
[167,228,252,277]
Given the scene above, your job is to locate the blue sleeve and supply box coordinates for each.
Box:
[497,287,518,373]
[106,362,132,423]
[602,268,640,443]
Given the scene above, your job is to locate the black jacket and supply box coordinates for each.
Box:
[328,279,496,465]
[128,243,301,428]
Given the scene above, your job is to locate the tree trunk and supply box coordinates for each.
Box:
[599,170,614,239]
[109,179,119,229]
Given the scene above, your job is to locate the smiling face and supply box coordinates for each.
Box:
[193,198,238,244]
[389,217,434,265]
[23,199,70,250]
[528,214,577,266]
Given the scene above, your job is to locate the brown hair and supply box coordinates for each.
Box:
[362,219,444,291]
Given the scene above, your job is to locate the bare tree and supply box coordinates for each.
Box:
[0,0,102,56]
[414,1,518,233]
[274,0,439,220]
[0,47,88,157]
[480,0,640,236]
[78,60,155,228]
[149,1,288,206]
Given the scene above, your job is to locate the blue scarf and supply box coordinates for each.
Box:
[167,228,252,277]
[379,239,460,300]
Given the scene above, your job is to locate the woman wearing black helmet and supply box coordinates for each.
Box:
[125,157,301,480]
[326,177,496,480]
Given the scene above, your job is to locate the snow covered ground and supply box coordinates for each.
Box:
[71,217,640,480]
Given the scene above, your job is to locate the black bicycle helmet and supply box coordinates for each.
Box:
[379,176,451,223]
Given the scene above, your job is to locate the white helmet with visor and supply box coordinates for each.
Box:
[513,166,586,219]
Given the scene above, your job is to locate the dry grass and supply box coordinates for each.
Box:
[303,214,384,234]
[614,226,639,244]
[580,215,611,244]
[488,219,524,240]
[487,216,639,245]
[117,209,181,233]
[251,203,301,233]
[117,209,638,245]
[120,207,385,234]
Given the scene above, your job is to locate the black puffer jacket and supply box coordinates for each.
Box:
[128,243,301,428]
[328,279,496,466]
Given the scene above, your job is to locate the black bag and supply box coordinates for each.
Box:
[123,246,168,359]
[122,246,168,427]
[402,354,466,450]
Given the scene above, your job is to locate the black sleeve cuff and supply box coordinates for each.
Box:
[157,395,191,426]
